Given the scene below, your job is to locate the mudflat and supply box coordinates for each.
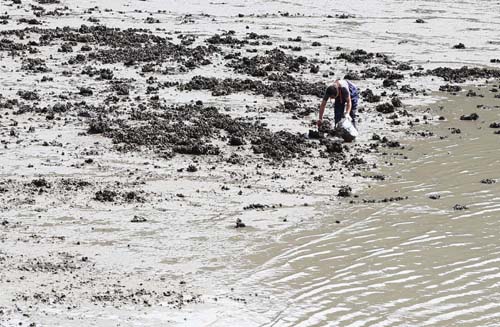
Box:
[0,0,499,326]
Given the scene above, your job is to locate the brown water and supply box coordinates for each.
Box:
[237,89,500,326]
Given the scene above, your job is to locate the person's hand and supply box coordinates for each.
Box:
[317,119,323,128]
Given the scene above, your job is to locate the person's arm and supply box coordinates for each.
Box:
[317,99,327,127]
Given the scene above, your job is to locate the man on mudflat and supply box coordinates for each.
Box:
[317,79,359,129]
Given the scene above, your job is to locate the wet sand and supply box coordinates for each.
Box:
[1,0,500,326]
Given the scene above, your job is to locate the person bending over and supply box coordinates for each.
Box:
[317,79,359,129]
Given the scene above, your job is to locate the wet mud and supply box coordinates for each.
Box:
[1,0,499,326]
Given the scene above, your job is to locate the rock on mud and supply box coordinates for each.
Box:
[235,218,246,228]
[94,190,117,202]
[453,204,468,210]
[131,215,147,223]
[391,97,403,107]
[361,89,381,103]
[186,164,198,172]
[87,118,110,134]
[428,193,441,200]
[308,130,321,139]
[321,139,343,154]
[460,113,479,121]
[439,84,462,93]
[79,87,93,96]
[376,103,395,114]
[337,185,352,197]
[31,178,51,188]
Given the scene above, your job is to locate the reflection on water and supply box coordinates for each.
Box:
[238,92,500,326]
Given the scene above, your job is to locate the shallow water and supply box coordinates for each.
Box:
[228,89,500,326]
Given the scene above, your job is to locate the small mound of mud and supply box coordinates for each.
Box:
[460,113,479,121]
[439,84,462,93]
[361,89,380,103]
[17,90,40,101]
[376,103,395,114]
[0,38,38,54]
[179,75,325,100]
[21,58,50,73]
[60,179,91,190]
[94,189,117,202]
[235,218,246,228]
[339,49,390,65]
[18,254,83,273]
[87,117,110,134]
[361,67,403,80]
[391,97,403,107]
[206,31,248,46]
[428,66,500,83]
[453,204,468,210]
[103,104,309,161]
[308,129,322,139]
[90,287,200,309]
[131,215,147,223]
[227,48,308,77]
[31,178,51,188]
[251,130,306,160]
[79,87,93,96]
[453,43,466,49]
[229,135,245,146]
[17,25,217,70]
[337,185,352,197]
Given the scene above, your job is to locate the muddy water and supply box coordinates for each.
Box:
[226,90,500,326]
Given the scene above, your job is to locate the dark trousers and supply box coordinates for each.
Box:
[334,98,358,128]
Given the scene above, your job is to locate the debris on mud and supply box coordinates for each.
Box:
[428,193,441,200]
[337,185,352,197]
[94,189,117,202]
[460,113,479,121]
[376,103,395,114]
[243,204,267,210]
[453,204,468,210]
[31,178,51,188]
[361,89,381,103]
[235,218,246,228]
[131,215,147,223]
[439,84,462,93]
[427,66,500,83]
